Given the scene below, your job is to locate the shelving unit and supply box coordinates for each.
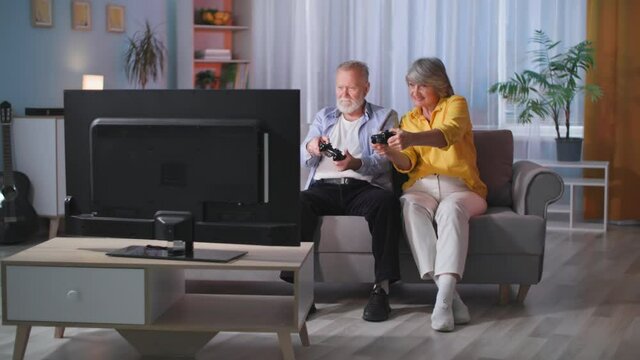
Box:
[177,0,252,89]
[536,160,609,232]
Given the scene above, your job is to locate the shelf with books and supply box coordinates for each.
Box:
[194,63,249,90]
[177,0,252,89]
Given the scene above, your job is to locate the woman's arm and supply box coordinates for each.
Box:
[372,144,412,171]
[388,128,447,150]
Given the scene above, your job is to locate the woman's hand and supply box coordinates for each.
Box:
[387,128,414,151]
[372,143,393,157]
[372,141,412,171]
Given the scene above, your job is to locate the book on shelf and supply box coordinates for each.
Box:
[195,48,232,61]
[219,63,250,89]
[234,63,250,89]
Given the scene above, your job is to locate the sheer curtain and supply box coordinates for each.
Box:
[251,0,586,159]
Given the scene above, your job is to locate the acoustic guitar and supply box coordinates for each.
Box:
[0,101,39,244]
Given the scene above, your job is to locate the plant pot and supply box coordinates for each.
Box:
[556,137,583,161]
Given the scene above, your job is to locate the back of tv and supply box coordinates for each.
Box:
[64,90,301,246]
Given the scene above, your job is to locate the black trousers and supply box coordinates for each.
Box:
[301,181,401,283]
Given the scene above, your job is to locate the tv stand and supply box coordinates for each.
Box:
[2,237,313,360]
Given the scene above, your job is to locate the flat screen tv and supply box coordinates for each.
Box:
[64,90,300,246]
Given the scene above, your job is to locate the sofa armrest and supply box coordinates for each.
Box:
[512,160,564,218]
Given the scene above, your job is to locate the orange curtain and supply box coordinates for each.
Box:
[584,0,640,221]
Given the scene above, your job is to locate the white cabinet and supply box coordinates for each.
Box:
[537,160,609,232]
[12,117,65,237]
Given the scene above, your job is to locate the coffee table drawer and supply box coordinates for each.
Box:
[5,266,146,325]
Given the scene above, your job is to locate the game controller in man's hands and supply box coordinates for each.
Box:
[370,130,396,144]
[319,142,346,161]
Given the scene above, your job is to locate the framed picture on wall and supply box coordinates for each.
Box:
[71,1,91,31]
[106,4,125,33]
[31,0,53,28]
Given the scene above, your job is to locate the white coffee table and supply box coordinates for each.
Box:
[1,237,314,360]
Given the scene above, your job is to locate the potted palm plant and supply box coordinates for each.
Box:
[124,20,166,89]
[489,30,602,161]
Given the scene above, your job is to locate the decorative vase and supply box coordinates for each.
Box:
[555,137,583,161]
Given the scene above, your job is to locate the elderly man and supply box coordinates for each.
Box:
[297,60,401,322]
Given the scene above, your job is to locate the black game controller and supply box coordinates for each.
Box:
[319,142,346,161]
[370,130,396,144]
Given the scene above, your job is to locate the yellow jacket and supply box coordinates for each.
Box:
[396,95,487,199]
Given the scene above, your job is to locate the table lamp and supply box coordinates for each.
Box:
[82,74,104,90]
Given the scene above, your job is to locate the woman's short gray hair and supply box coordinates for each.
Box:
[405,58,454,97]
[337,60,369,82]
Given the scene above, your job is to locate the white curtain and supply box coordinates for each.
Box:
[251,0,586,159]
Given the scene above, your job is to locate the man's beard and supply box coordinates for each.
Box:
[336,97,365,114]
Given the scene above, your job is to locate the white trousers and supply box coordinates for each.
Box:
[401,175,487,280]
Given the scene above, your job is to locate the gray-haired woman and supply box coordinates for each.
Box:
[373,57,487,331]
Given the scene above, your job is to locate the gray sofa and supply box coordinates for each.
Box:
[311,130,564,304]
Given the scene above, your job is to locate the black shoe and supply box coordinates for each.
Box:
[279,270,294,283]
[362,286,390,322]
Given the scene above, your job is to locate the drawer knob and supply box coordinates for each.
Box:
[66,290,80,301]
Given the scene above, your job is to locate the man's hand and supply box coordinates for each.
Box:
[306,136,330,156]
[334,149,362,171]
[387,128,414,152]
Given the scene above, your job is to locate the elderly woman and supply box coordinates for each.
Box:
[373,58,487,331]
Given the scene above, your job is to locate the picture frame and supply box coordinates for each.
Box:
[106,4,125,33]
[71,1,91,31]
[31,0,53,28]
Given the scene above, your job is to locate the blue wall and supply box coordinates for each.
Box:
[0,0,177,115]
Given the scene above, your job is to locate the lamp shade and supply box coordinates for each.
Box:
[82,74,104,90]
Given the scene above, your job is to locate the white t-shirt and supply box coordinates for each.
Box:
[313,114,373,182]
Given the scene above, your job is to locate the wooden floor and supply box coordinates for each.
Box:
[1,225,639,360]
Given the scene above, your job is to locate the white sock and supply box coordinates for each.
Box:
[434,276,470,325]
[431,274,456,331]
[451,293,470,324]
[375,280,389,294]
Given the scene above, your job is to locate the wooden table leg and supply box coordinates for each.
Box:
[48,217,61,239]
[13,325,31,360]
[277,331,295,360]
[54,326,65,338]
[298,323,310,347]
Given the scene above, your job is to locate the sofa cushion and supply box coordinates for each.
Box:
[468,207,545,255]
[473,130,513,207]
[318,207,545,257]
